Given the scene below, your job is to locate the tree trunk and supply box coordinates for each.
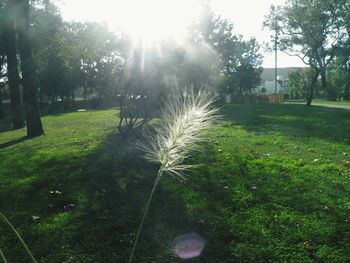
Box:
[70,86,74,108]
[344,74,350,100]
[0,87,4,119]
[3,11,25,128]
[320,68,332,101]
[39,80,44,105]
[16,0,44,137]
[81,66,87,100]
[306,69,319,106]
[344,85,350,101]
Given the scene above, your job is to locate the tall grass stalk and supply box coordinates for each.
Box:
[0,212,37,263]
[128,89,218,263]
[0,249,8,263]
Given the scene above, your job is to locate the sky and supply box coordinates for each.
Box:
[54,0,306,68]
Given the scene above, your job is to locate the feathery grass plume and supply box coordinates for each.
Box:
[129,88,219,263]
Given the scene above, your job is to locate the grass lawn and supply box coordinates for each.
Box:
[1,103,350,262]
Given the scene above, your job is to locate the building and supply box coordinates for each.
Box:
[257,67,306,95]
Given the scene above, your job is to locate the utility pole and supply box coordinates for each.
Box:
[274,18,278,95]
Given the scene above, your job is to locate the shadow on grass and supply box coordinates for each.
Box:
[0,114,14,133]
[2,105,350,262]
[0,102,118,133]
[0,130,201,263]
[224,103,350,144]
[0,136,28,149]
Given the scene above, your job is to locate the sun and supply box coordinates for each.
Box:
[57,0,202,44]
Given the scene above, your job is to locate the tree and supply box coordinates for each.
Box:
[30,0,65,106]
[337,0,350,99]
[236,38,263,94]
[338,0,350,37]
[265,0,345,105]
[62,22,124,101]
[0,0,4,118]
[0,25,6,119]
[29,3,127,110]
[3,0,25,128]
[177,40,219,89]
[195,4,241,76]
[16,0,44,137]
[117,39,186,135]
[328,56,350,100]
[0,76,5,120]
[236,64,262,94]
[195,3,262,96]
[288,68,313,99]
[117,40,145,135]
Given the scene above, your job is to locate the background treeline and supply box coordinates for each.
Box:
[0,0,262,135]
[264,0,350,104]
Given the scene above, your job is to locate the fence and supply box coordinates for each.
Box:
[266,94,284,104]
[225,94,284,104]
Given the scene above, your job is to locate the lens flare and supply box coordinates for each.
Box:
[173,233,205,259]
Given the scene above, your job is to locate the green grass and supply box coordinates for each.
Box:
[1,104,350,262]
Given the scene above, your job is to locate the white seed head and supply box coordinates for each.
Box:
[138,88,219,180]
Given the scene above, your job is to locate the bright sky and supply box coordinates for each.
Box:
[55,0,306,68]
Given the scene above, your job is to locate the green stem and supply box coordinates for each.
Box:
[128,169,163,263]
[0,249,8,263]
[0,212,37,263]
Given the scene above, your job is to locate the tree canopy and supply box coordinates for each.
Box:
[0,0,266,135]
[265,0,350,104]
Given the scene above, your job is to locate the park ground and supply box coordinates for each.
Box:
[286,99,350,108]
[1,103,350,262]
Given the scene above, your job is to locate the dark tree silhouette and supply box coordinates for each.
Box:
[0,82,4,119]
[3,2,25,128]
[0,40,5,119]
[16,0,44,137]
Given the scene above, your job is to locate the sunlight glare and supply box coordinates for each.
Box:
[173,233,205,259]
[57,0,202,44]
